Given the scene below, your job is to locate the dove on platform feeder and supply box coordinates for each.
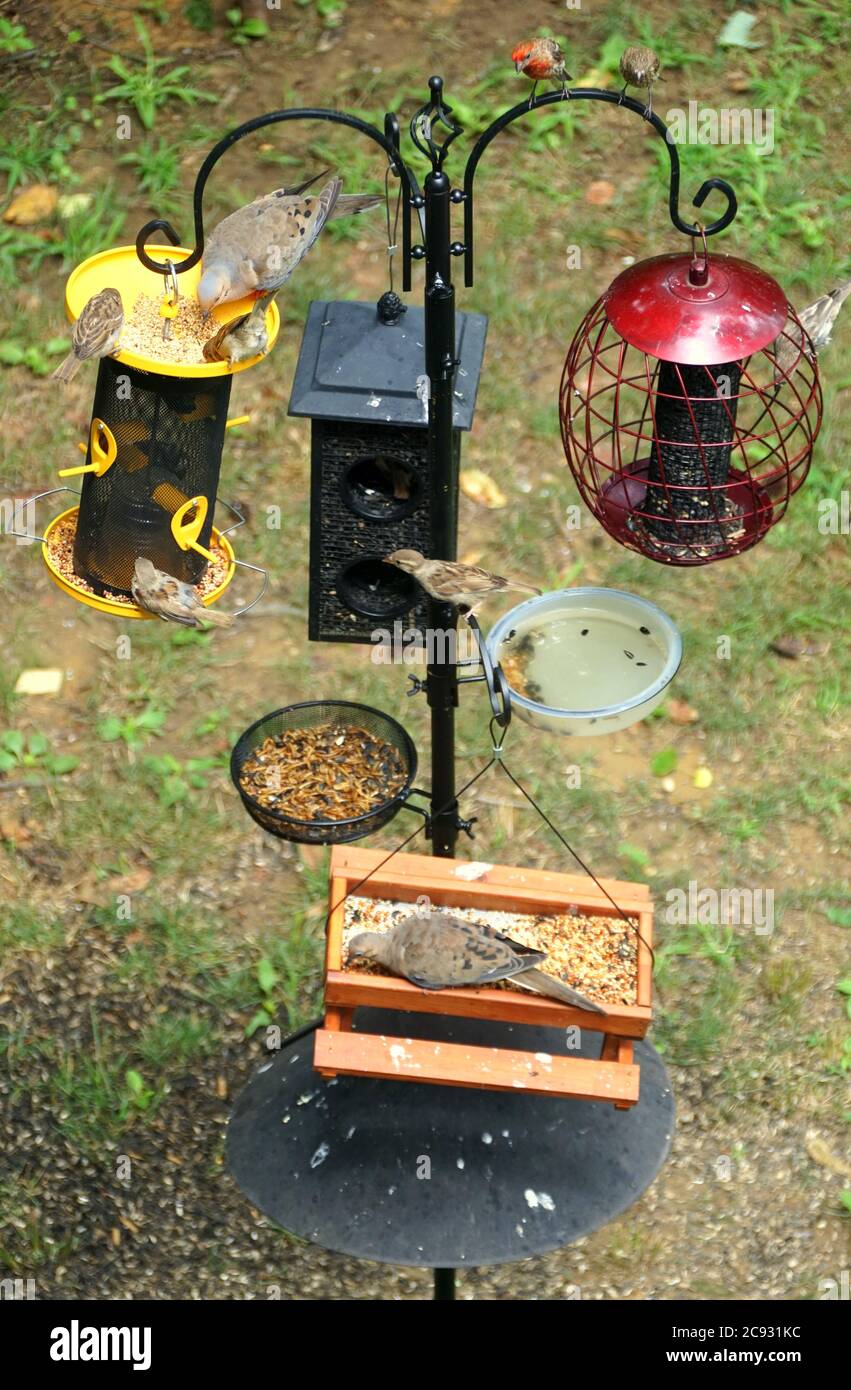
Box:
[385,549,541,618]
[773,278,851,385]
[52,287,124,383]
[348,912,606,1013]
[132,558,234,628]
[196,173,382,313]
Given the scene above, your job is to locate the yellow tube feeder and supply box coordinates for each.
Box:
[43,246,276,613]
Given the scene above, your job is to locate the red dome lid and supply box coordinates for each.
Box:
[604,253,788,364]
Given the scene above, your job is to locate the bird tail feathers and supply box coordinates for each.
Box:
[52,353,81,383]
[520,967,606,1013]
[329,193,383,219]
[198,607,235,628]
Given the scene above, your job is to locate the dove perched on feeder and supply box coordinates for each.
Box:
[202,290,274,364]
[618,45,663,117]
[348,912,606,1013]
[385,549,541,617]
[511,37,572,105]
[196,173,382,314]
[132,557,234,628]
[52,287,124,383]
[773,278,851,385]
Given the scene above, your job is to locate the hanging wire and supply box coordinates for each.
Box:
[383,160,403,295]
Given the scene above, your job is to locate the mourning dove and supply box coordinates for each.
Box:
[202,290,274,364]
[773,278,851,385]
[618,45,663,117]
[52,287,124,382]
[132,557,234,628]
[196,173,382,313]
[384,549,541,617]
[348,911,606,1012]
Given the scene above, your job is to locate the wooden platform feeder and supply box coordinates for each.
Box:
[316,847,653,1108]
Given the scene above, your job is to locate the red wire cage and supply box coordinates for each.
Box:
[560,251,823,565]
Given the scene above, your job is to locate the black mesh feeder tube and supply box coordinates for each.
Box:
[644,358,743,547]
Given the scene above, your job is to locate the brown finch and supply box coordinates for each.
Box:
[618,45,663,117]
[202,290,274,364]
[52,287,124,383]
[511,37,572,105]
[197,173,381,313]
[132,557,234,628]
[385,549,541,617]
[773,278,851,385]
[348,912,606,1013]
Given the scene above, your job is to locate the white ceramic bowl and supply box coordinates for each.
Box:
[487,587,682,737]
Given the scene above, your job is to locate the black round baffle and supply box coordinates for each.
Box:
[227,1009,674,1270]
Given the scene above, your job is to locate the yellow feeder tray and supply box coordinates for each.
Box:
[41,507,237,619]
[64,245,280,379]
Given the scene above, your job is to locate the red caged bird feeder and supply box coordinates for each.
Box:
[560,245,823,564]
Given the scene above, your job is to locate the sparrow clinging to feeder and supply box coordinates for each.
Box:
[773,278,851,386]
[132,558,234,628]
[385,549,541,618]
[196,174,382,314]
[52,287,124,383]
[348,911,606,1013]
[618,45,663,117]
[511,37,572,106]
[202,291,274,365]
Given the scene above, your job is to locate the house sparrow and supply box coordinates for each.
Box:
[618,45,663,117]
[52,287,124,383]
[384,549,541,617]
[348,911,606,1013]
[197,174,382,313]
[202,291,274,364]
[132,557,234,628]
[773,278,851,385]
[511,37,572,105]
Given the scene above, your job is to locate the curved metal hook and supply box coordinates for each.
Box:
[465,615,512,729]
[132,107,418,293]
[462,88,738,286]
[410,75,464,171]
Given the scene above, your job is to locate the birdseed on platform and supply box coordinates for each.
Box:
[238,724,407,824]
[46,511,230,605]
[121,293,216,366]
[341,896,639,1006]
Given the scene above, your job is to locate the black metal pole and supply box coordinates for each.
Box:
[434,1267,456,1300]
[423,166,459,859]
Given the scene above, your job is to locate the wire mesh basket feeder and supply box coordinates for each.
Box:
[231,701,418,845]
[486,589,682,736]
[561,251,823,565]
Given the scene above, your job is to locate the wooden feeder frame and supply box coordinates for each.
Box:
[316,846,653,1108]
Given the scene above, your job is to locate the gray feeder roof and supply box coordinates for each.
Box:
[287,299,488,430]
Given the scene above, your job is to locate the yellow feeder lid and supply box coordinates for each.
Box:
[42,507,237,619]
[64,245,280,379]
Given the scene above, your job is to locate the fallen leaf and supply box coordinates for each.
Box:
[3,184,57,226]
[806,1134,851,1179]
[717,10,762,48]
[661,775,676,793]
[460,469,507,509]
[0,818,31,845]
[57,192,92,219]
[586,180,615,206]
[107,866,152,896]
[693,767,714,789]
[769,636,830,659]
[665,698,699,725]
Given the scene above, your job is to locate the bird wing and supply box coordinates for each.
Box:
[395,915,536,989]
[207,177,343,297]
[74,290,124,360]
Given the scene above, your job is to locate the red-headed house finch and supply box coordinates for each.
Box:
[52,287,124,383]
[511,37,572,106]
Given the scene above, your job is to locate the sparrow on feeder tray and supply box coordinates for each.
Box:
[202,291,275,364]
[51,287,124,383]
[132,558,234,628]
[511,37,572,105]
[348,912,606,1013]
[196,173,382,314]
[772,277,851,386]
[384,549,541,617]
[618,45,663,117]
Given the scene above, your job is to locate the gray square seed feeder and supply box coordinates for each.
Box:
[288,296,487,643]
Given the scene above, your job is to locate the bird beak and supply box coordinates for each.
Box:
[514,60,524,73]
